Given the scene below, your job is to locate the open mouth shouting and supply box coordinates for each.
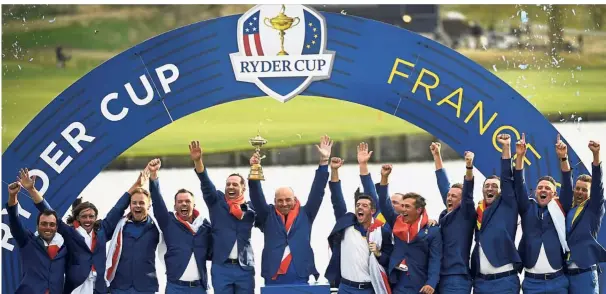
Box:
[227,189,237,197]
[132,207,144,219]
[179,207,190,218]
[447,201,453,209]
[356,209,365,219]
[539,192,548,200]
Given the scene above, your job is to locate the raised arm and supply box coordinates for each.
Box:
[358,142,379,214]
[248,153,270,224]
[556,134,573,213]
[461,151,476,218]
[497,133,515,205]
[6,182,30,248]
[329,157,347,219]
[431,142,451,206]
[147,159,171,230]
[17,168,43,206]
[18,169,49,214]
[17,170,74,236]
[377,164,397,227]
[101,192,131,238]
[304,135,332,223]
[190,141,219,206]
[514,134,531,214]
[587,141,604,213]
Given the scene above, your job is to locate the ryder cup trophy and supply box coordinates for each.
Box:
[248,133,268,181]
[264,4,300,56]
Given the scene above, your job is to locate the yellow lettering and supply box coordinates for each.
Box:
[526,143,543,162]
[464,100,498,135]
[492,125,520,152]
[412,68,440,101]
[387,58,415,84]
[492,126,542,166]
[512,154,532,166]
[437,88,464,118]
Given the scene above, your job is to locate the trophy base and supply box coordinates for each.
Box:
[277,50,289,56]
[249,164,265,181]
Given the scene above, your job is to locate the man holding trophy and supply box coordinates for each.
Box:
[247,135,333,285]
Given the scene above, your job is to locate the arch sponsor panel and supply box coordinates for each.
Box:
[1,5,594,293]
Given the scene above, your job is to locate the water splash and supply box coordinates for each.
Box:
[521,11,529,23]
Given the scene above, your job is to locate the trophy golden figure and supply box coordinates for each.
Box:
[264,5,300,56]
[248,133,268,180]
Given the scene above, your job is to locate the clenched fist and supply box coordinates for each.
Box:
[497,133,511,146]
[429,142,441,157]
[555,134,568,159]
[8,182,20,196]
[147,158,161,172]
[589,140,600,154]
[330,157,343,169]
[381,164,392,177]
[464,151,474,167]
[147,159,161,180]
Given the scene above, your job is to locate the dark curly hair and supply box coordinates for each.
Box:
[66,198,101,231]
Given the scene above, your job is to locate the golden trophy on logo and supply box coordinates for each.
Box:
[248,133,268,181]
[264,4,300,56]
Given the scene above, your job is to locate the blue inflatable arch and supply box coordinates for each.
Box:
[1,6,594,292]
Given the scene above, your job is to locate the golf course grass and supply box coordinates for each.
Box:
[3,57,606,156]
[3,6,606,157]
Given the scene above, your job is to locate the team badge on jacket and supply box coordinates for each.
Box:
[230,4,335,103]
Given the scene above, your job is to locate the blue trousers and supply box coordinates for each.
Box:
[338,283,375,294]
[211,263,255,294]
[392,273,423,294]
[264,261,308,285]
[568,269,599,294]
[438,274,472,294]
[110,287,155,294]
[521,274,568,294]
[165,282,207,294]
[473,274,519,294]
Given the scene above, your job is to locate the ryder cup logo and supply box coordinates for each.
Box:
[230,4,335,103]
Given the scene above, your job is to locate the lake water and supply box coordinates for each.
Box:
[74,122,605,293]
